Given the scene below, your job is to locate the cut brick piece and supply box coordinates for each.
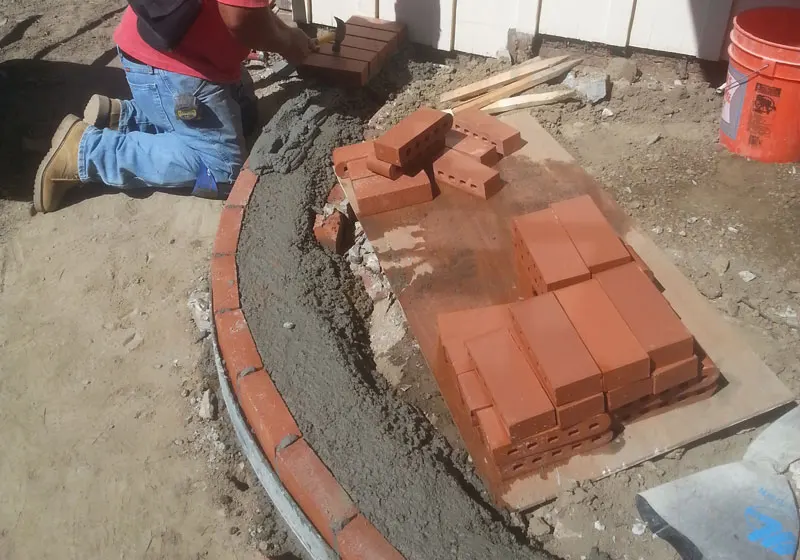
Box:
[596,262,694,369]
[298,53,369,87]
[374,107,453,168]
[606,377,652,410]
[352,168,433,217]
[347,16,408,43]
[345,24,398,52]
[215,309,264,382]
[237,370,300,461]
[275,439,358,547]
[452,109,524,156]
[337,514,404,560]
[333,141,373,178]
[509,293,602,405]
[476,407,511,451]
[652,355,700,394]
[346,157,373,181]
[702,355,719,379]
[314,211,345,254]
[556,393,606,429]
[466,329,556,441]
[366,149,401,180]
[433,148,503,199]
[445,129,500,166]
[556,279,650,390]
[437,304,513,375]
[550,195,632,273]
[457,369,492,422]
[211,254,239,313]
[512,208,591,295]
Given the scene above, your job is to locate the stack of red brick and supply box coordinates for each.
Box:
[435,195,721,492]
[332,106,525,217]
[298,16,407,87]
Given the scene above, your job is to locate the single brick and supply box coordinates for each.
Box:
[606,377,652,410]
[512,208,591,295]
[214,206,244,255]
[625,243,656,283]
[215,309,264,382]
[556,393,606,428]
[457,369,492,422]
[345,23,397,53]
[337,515,404,560]
[701,355,719,379]
[652,355,700,394]
[275,439,359,547]
[226,166,257,207]
[314,211,345,254]
[298,53,369,87]
[437,304,513,375]
[452,109,524,156]
[333,141,374,178]
[341,35,389,62]
[347,15,407,43]
[510,293,602,405]
[374,107,453,168]
[476,406,511,451]
[556,279,650,390]
[466,329,556,441]
[366,150,401,180]
[550,195,632,273]
[433,148,504,199]
[596,262,694,369]
[211,254,239,313]
[352,168,433,217]
[237,370,300,461]
[445,129,501,166]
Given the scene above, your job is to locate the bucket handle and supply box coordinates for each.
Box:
[716,63,770,94]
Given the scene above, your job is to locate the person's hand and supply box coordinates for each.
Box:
[282,27,316,65]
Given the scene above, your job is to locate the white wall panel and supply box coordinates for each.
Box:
[378,0,455,50]
[311,0,377,28]
[515,0,542,35]
[453,0,520,56]
[539,0,635,47]
[629,0,734,60]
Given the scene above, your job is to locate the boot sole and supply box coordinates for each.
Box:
[83,94,109,129]
[35,115,81,213]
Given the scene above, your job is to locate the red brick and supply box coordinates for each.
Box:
[337,515,403,560]
[374,107,453,168]
[466,329,556,441]
[452,109,524,156]
[606,377,652,410]
[341,35,389,62]
[596,263,694,369]
[298,53,369,87]
[556,279,650,390]
[347,157,373,181]
[211,255,239,314]
[433,148,503,199]
[625,243,656,283]
[347,16,407,43]
[445,129,500,166]
[226,167,257,207]
[214,206,244,255]
[333,141,373,178]
[215,309,264,381]
[476,407,511,452]
[437,304,513,375]
[701,355,719,379]
[275,439,358,547]
[237,370,300,461]
[499,431,613,480]
[550,195,632,273]
[366,150,401,180]
[512,208,591,295]
[614,369,720,424]
[352,168,433,217]
[556,394,606,428]
[314,211,345,254]
[457,369,492,422]
[509,293,602,405]
[327,182,346,205]
[345,24,397,53]
[652,355,700,394]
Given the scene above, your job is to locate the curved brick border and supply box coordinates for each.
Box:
[211,163,404,560]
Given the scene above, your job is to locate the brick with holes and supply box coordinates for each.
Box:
[433,148,503,199]
[351,168,433,217]
[373,107,453,168]
[452,109,524,156]
[333,141,374,178]
[445,129,501,166]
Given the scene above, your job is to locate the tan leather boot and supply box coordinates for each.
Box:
[34,115,87,214]
[83,94,122,130]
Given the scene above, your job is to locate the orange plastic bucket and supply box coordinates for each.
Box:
[720,7,800,163]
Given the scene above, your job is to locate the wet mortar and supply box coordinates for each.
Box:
[237,86,547,559]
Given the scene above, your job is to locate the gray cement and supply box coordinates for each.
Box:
[238,87,547,559]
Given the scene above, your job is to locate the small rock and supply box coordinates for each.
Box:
[124,331,144,352]
[687,216,699,224]
[652,226,663,235]
[607,57,639,83]
[181,388,190,397]
[554,520,583,539]
[739,271,757,283]
[786,280,800,294]
[495,48,512,62]
[594,520,606,531]
[632,521,647,536]
[601,107,615,118]
[774,306,799,327]
[678,230,687,237]
[527,517,552,538]
[282,321,295,330]
[563,71,609,104]
[728,226,739,234]
[666,447,686,460]
[697,274,722,300]
[628,200,642,210]
[199,389,217,420]
[364,253,381,274]
[187,290,212,337]
[711,256,730,276]
[229,526,240,536]
[645,133,662,146]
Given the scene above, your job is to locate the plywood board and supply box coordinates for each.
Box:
[539,0,636,47]
[310,0,376,27]
[629,0,734,60]
[343,112,793,511]
[377,0,454,50]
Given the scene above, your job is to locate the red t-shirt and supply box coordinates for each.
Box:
[114,0,268,83]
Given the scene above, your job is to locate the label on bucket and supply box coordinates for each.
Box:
[721,66,746,140]
[748,82,782,147]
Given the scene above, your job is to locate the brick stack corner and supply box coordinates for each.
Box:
[213,162,404,559]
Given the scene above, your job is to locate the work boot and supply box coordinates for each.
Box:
[83,94,122,130]
[34,115,87,214]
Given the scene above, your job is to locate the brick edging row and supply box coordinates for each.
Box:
[211,163,404,560]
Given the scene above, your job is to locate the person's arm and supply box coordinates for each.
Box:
[218,3,314,63]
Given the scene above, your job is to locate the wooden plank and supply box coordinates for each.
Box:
[481,89,575,115]
[440,55,567,104]
[538,0,636,47]
[339,111,792,511]
[453,58,582,113]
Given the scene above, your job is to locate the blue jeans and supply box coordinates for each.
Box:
[78,53,245,193]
